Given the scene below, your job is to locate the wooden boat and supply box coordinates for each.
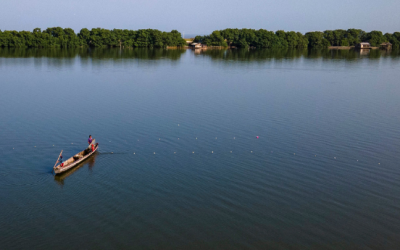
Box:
[54,153,98,185]
[54,139,99,174]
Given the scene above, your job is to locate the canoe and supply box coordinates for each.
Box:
[54,140,99,174]
[54,153,98,185]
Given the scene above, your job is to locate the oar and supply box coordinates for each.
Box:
[53,150,63,170]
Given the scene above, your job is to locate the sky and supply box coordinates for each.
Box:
[1,0,400,36]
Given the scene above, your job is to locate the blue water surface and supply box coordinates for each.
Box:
[1,48,400,249]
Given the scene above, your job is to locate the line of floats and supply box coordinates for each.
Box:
[51,134,383,176]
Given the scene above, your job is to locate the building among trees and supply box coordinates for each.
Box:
[189,43,206,49]
[380,42,392,50]
[356,42,371,49]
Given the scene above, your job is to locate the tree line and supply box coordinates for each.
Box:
[195,29,308,48]
[194,29,400,49]
[2,27,400,49]
[0,27,186,48]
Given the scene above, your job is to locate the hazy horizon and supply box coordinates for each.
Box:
[1,0,400,34]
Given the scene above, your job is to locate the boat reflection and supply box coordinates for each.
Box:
[54,152,98,186]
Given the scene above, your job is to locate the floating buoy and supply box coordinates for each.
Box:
[34,146,36,147]
[134,152,135,154]
[215,137,217,139]
[234,137,235,139]
[192,151,194,154]
[378,163,380,165]
[357,160,358,161]
[174,152,176,154]
[196,137,197,139]
[334,157,336,159]
[159,138,160,140]
[293,153,295,155]
[230,151,232,153]
[315,155,316,157]
[154,152,156,154]
[251,151,253,153]
[211,151,213,153]
[256,136,259,139]
[71,143,73,144]
[178,124,180,126]
[137,139,139,141]
[111,152,113,154]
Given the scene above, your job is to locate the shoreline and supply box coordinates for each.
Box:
[328,46,380,50]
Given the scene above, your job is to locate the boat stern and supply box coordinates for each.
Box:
[54,165,61,174]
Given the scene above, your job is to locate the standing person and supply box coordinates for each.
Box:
[88,135,93,145]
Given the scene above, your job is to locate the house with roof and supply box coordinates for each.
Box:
[189,43,207,49]
[380,42,392,50]
[356,42,371,49]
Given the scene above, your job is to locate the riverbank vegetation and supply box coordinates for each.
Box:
[194,29,400,49]
[194,29,308,48]
[1,27,399,49]
[0,28,186,48]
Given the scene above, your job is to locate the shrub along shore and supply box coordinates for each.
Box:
[0,28,186,48]
[194,29,400,49]
[0,27,399,49]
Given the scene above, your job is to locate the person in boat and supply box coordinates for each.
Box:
[88,135,96,152]
[60,154,64,167]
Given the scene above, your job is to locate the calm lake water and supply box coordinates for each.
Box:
[1,48,400,249]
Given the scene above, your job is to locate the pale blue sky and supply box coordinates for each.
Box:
[1,0,399,35]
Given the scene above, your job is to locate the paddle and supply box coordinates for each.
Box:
[53,150,63,171]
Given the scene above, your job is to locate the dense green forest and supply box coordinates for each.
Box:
[194,29,308,48]
[0,27,186,48]
[194,29,400,49]
[1,27,400,49]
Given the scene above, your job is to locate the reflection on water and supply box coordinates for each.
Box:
[196,48,306,60]
[54,153,98,186]
[0,47,399,61]
[195,48,400,60]
[359,49,370,56]
[194,49,202,54]
[0,48,186,60]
